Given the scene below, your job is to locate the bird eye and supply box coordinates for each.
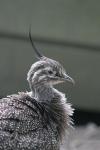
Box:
[48,70,53,74]
[55,73,59,76]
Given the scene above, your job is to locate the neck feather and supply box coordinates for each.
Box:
[27,85,73,141]
[31,84,54,102]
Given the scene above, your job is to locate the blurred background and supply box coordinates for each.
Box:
[0,0,100,127]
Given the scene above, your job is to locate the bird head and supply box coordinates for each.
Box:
[27,28,74,89]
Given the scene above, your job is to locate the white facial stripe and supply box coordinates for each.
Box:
[38,75,46,81]
[45,67,52,71]
[35,67,51,74]
[33,70,42,78]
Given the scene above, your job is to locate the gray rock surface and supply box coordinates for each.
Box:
[61,123,100,150]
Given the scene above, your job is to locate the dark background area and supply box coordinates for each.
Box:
[73,109,100,126]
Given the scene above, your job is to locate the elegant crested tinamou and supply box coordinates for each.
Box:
[0,29,74,150]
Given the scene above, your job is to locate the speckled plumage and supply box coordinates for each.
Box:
[0,91,73,150]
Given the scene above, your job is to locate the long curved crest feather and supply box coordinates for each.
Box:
[29,26,44,59]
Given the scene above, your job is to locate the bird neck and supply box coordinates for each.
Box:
[30,84,55,102]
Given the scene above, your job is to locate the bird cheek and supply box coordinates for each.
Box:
[38,75,46,82]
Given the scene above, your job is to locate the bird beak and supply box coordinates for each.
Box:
[63,73,75,85]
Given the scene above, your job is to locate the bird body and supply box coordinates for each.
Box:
[0,88,73,150]
[0,92,59,149]
[0,30,74,149]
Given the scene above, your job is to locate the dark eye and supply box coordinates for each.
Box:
[54,71,59,77]
[55,72,59,76]
[48,70,53,74]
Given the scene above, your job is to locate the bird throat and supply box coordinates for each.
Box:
[30,84,55,102]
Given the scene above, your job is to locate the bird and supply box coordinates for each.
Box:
[0,29,74,150]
